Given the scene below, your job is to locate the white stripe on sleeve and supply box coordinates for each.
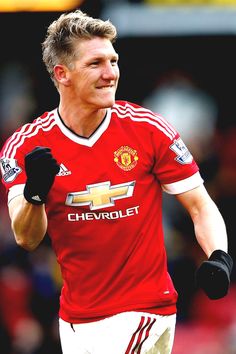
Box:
[162,172,204,195]
[8,184,25,204]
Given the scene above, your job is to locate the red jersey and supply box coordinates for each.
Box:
[0,101,203,323]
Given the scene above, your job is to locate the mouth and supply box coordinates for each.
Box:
[97,85,114,90]
[96,82,116,90]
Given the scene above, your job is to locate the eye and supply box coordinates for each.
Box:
[90,60,99,66]
[111,59,118,66]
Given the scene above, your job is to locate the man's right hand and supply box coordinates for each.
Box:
[23,147,60,205]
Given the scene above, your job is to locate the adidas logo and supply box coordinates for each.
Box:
[57,164,71,176]
[32,195,42,202]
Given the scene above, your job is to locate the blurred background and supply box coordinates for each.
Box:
[0,0,236,353]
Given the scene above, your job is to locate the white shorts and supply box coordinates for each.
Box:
[59,311,176,354]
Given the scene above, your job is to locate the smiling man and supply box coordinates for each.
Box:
[0,9,233,354]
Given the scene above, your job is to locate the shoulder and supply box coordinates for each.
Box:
[112,100,151,115]
[112,100,177,140]
[0,110,57,159]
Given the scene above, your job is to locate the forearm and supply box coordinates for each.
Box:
[192,199,228,257]
[9,194,48,251]
[176,185,228,258]
[177,185,232,299]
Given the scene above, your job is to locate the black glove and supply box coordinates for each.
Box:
[23,147,60,205]
[195,249,233,300]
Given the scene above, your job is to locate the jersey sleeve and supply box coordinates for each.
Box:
[0,129,28,202]
[151,114,203,194]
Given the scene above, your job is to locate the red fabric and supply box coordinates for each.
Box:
[0,101,200,323]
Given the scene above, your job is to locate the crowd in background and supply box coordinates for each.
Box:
[1,1,236,353]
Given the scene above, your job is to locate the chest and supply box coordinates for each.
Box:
[46,126,156,211]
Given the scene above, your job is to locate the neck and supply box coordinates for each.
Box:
[58,102,107,138]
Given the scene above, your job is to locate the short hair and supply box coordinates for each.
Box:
[42,10,117,86]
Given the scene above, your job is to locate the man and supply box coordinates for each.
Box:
[0,10,233,354]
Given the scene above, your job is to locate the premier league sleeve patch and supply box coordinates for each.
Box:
[170,138,193,165]
[0,157,22,183]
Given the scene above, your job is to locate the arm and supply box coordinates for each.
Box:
[176,183,233,299]
[8,146,60,251]
[176,184,227,257]
[9,194,47,251]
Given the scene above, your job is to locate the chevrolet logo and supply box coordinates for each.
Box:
[66,181,135,210]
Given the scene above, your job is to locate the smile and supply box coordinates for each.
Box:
[98,86,114,89]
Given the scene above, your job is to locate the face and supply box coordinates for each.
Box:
[58,37,120,110]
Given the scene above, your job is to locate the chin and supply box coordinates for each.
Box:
[99,97,115,108]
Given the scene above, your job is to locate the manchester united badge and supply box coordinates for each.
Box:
[114,146,139,171]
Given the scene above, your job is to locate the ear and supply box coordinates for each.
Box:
[54,64,71,86]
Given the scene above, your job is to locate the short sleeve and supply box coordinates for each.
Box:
[0,131,27,197]
[151,114,203,194]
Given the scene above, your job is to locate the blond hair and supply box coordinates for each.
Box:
[42,10,117,86]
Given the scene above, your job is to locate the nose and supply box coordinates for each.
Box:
[102,62,118,80]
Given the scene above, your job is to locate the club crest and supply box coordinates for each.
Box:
[114,146,139,171]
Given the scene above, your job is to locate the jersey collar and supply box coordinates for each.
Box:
[53,108,111,147]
